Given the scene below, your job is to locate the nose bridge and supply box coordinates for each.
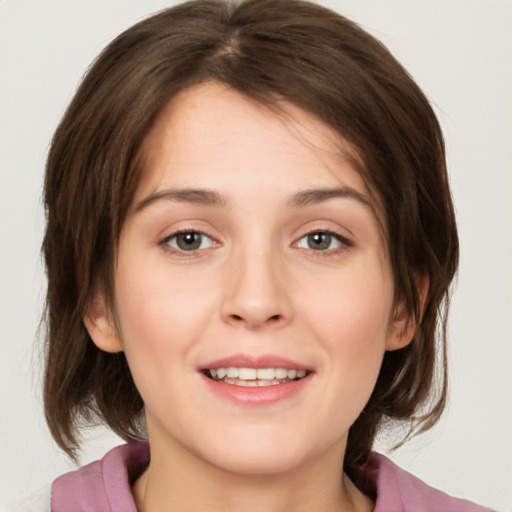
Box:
[220,234,292,329]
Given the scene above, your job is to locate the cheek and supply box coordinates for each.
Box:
[113,257,217,399]
[116,253,216,340]
[303,259,394,342]
[300,260,394,390]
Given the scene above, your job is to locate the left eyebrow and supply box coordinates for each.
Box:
[288,187,371,208]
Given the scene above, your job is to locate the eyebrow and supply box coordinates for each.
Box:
[133,188,227,213]
[288,187,371,208]
[133,185,371,214]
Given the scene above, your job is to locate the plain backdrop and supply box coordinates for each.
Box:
[1,1,511,510]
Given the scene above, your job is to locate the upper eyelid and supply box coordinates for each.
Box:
[293,227,352,244]
[158,231,213,254]
[291,217,355,236]
[158,226,353,250]
[160,230,218,256]
[163,229,202,240]
[160,227,218,243]
[292,232,352,260]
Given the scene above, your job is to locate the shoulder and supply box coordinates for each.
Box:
[51,441,149,512]
[355,453,496,512]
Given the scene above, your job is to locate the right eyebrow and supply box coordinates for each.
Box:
[133,188,228,213]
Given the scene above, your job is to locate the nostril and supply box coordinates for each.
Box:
[228,313,281,324]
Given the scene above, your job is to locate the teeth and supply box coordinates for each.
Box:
[238,368,257,380]
[208,367,308,384]
[275,368,288,379]
[226,367,238,378]
[256,368,275,380]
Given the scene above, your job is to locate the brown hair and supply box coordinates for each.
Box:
[43,0,458,468]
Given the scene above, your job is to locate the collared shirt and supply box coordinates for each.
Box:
[51,441,495,511]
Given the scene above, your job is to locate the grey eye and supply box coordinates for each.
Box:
[167,232,214,251]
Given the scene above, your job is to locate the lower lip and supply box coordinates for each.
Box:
[200,373,312,405]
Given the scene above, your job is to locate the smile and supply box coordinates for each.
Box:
[205,367,309,387]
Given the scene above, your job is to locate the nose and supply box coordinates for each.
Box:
[220,245,293,330]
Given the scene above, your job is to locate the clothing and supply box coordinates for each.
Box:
[51,441,494,512]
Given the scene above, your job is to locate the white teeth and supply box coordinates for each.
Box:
[208,366,308,384]
[256,368,275,380]
[238,368,257,380]
[275,368,287,379]
[226,367,238,378]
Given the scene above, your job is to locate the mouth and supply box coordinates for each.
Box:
[202,367,310,387]
[199,354,314,404]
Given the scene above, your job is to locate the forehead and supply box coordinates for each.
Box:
[133,81,382,222]
[129,82,390,244]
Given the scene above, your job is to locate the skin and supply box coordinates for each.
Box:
[85,82,415,512]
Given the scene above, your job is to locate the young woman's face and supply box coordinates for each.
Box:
[96,82,410,475]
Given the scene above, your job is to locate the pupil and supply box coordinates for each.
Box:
[308,232,330,250]
[177,232,201,250]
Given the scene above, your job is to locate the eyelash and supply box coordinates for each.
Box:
[159,229,218,257]
[158,229,353,257]
[294,230,353,256]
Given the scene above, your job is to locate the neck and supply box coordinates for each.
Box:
[133,430,373,512]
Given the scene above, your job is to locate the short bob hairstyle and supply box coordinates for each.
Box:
[43,0,458,469]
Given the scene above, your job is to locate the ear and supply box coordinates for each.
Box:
[83,293,123,353]
[386,275,429,351]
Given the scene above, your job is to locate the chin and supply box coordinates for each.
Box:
[206,448,308,476]
[191,428,324,476]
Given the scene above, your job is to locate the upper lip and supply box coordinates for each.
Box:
[199,353,312,371]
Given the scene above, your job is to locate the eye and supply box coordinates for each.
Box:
[164,231,215,252]
[296,231,349,251]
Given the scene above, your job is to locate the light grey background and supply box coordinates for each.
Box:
[1,1,511,510]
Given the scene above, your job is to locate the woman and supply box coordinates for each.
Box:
[20,0,505,509]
